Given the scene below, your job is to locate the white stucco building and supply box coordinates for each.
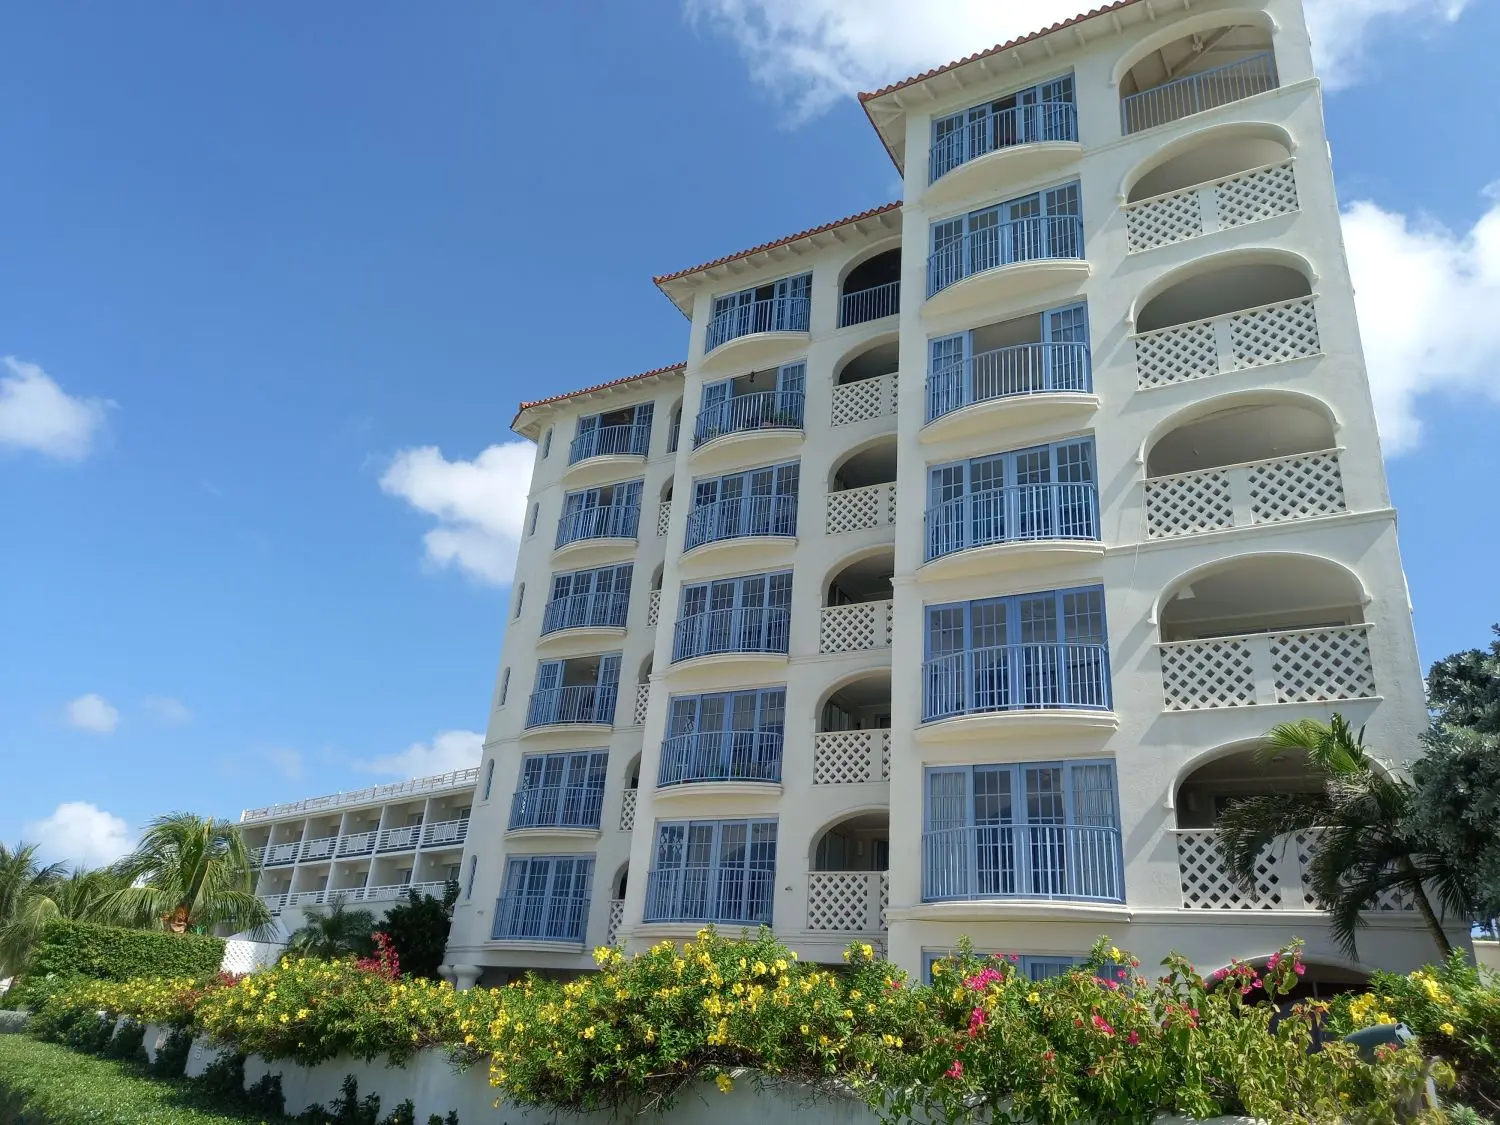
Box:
[440,0,1453,989]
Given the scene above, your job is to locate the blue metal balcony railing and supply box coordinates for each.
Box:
[930,102,1079,183]
[540,592,630,635]
[554,504,640,549]
[922,823,1124,903]
[925,482,1100,561]
[525,684,618,728]
[706,296,811,352]
[508,784,605,831]
[839,281,900,328]
[658,732,784,787]
[671,607,792,664]
[922,642,1111,721]
[693,390,805,448]
[491,893,590,943]
[1120,52,1277,135]
[684,494,797,551]
[927,215,1084,298]
[643,867,774,926]
[927,341,1092,422]
[569,423,651,465]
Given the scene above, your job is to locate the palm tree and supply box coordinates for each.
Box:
[0,866,127,978]
[1215,715,1469,958]
[0,843,68,978]
[105,814,273,938]
[284,896,376,960]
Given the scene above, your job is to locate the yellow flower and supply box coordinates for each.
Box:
[1441,1022,1457,1036]
[800,1024,810,1034]
[1108,947,1122,962]
[582,1025,596,1040]
[716,1073,734,1093]
[1027,992,1041,1004]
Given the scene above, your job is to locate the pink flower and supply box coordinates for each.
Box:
[968,1008,986,1037]
[946,1061,963,1079]
[1211,969,1227,982]
[1127,1030,1140,1046]
[1267,953,1281,970]
[1116,969,1129,980]
[1293,962,1306,976]
[1008,953,1020,963]
[1092,1014,1115,1036]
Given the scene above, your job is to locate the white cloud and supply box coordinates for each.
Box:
[685,0,1469,120]
[266,747,303,780]
[65,693,119,734]
[379,443,533,585]
[142,697,192,725]
[1342,187,1500,455]
[23,802,133,868]
[358,730,484,779]
[0,357,110,462]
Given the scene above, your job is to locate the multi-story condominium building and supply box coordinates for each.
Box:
[441,0,1454,990]
[240,769,477,936]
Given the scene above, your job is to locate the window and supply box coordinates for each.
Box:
[668,405,682,454]
[482,759,495,801]
[492,855,593,942]
[927,183,1082,296]
[923,586,1109,719]
[465,856,478,900]
[527,653,621,727]
[513,582,525,619]
[930,74,1077,182]
[926,438,1097,559]
[672,571,793,662]
[542,427,553,458]
[927,303,1091,421]
[923,759,1122,902]
[644,819,777,925]
[660,688,785,785]
[498,668,510,708]
[571,403,653,464]
[922,951,1084,984]
[685,462,799,550]
[695,362,806,447]
[510,750,609,830]
[541,564,632,634]
[706,273,811,351]
[528,503,540,537]
[556,480,643,547]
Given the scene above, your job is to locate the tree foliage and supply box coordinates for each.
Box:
[1427,624,1500,734]
[376,883,457,981]
[284,897,376,961]
[1410,726,1500,922]
[0,847,125,979]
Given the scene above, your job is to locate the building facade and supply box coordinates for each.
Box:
[441,0,1452,989]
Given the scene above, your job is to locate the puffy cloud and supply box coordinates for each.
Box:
[0,358,110,461]
[65,694,119,734]
[357,730,484,779]
[142,697,192,726]
[379,443,533,585]
[23,802,133,868]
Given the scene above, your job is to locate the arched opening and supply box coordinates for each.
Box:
[1137,259,1310,333]
[1120,24,1277,134]
[825,549,893,608]
[821,671,893,735]
[1175,743,1319,830]
[837,339,898,386]
[828,438,897,534]
[625,752,641,791]
[806,810,890,939]
[1128,125,1293,202]
[831,437,897,491]
[816,672,893,782]
[1147,397,1335,477]
[1160,555,1363,643]
[840,248,901,327]
[650,564,663,592]
[612,862,630,902]
[812,811,890,872]
[659,479,673,504]
[667,398,683,454]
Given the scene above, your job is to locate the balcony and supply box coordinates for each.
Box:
[671,607,790,665]
[259,893,287,915]
[262,843,299,867]
[692,388,805,464]
[704,278,811,371]
[1126,132,1297,252]
[336,831,376,858]
[658,731,783,790]
[927,101,1080,206]
[420,817,469,848]
[568,422,650,468]
[925,214,1087,315]
[643,867,774,927]
[508,785,605,833]
[832,340,898,429]
[922,643,1113,723]
[525,683,617,729]
[923,823,1124,904]
[924,482,1100,574]
[808,813,889,933]
[491,893,590,944]
[827,483,896,536]
[377,825,422,852]
[683,494,798,555]
[839,248,901,328]
[553,501,640,561]
[539,591,630,637]
[358,881,447,906]
[240,767,481,823]
[815,673,891,785]
[820,550,894,656]
[1121,45,1277,135]
[298,836,337,862]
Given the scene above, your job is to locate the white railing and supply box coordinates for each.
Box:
[819,600,894,655]
[656,501,670,537]
[606,899,626,946]
[262,843,299,866]
[1126,161,1298,253]
[1177,829,1413,913]
[298,836,337,862]
[241,767,482,822]
[646,589,662,628]
[376,825,422,852]
[826,482,896,535]
[1144,450,1346,539]
[354,881,448,906]
[259,893,288,915]
[337,831,376,857]
[1135,296,1321,389]
[831,372,898,427]
[286,890,327,908]
[1160,623,1375,711]
[421,818,469,847]
[813,729,891,784]
[620,789,637,832]
[807,871,889,932]
[632,682,651,726]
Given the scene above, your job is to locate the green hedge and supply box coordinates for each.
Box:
[22,921,224,992]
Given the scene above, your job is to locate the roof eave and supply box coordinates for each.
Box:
[510,364,687,438]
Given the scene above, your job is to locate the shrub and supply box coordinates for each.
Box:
[104,1018,147,1061]
[377,884,458,981]
[18,919,224,1001]
[150,1027,193,1079]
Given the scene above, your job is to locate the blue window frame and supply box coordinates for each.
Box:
[672,572,792,662]
[570,402,653,464]
[694,362,806,447]
[556,480,642,548]
[541,564,632,634]
[930,74,1077,182]
[927,303,1091,421]
[927,183,1082,297]
[526,653,621,728]
[660,688,785,786]
[482,759,495,801]
[923,586,1109,719]
[643,819,777,925]
[492,855,593,943]
[923,759,1123,903]
[922,951,1084,984]
[706,273,811,351]
[925,438,1098,560]
[509,750,609,830]
[685,462,799,550]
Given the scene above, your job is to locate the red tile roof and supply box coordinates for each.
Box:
[512,363,686,430]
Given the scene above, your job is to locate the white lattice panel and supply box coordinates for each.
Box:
[1145,471,1234,538]
[819,600,893,654]
[1126,190,1203,253]
[1215,162,1299,230]
[826,482,896,535]
[878,873,889,929]
[1294,830,1411,913]
[1160,638,1256,710]
[1270,626,1375,704]
[807,872,879,931]
[220,938,285,976]
[831,373,897,426]
[813,730,891,784]
[656,502,670,536]
[619,788,637,832]
[1230,298,1321,368]
[606,899,625,945]
[1177,831,1282,909]
[1248,452,1346,524]
[646,589,661,627]
[632,682,650,726]
[1135,321,1218,388]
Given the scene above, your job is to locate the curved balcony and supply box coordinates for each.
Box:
[657,731,783,792]
[703,296,810,372]
[839,281,900,328]
[670,607,791,666]
[924,341,1094,439]
[524,684,616,731]
[539,592,630,643]
[552,505,640,565]
[508,784,605,834]
[922,483,1102,577]
[642,868,773,927]
[491,894,590,944]
[922,823,1124,904]
[1121,51,1277,135]
[565,424,651,485]
[920,642,1114,738]
[926,103,1080,207]
[682,495,798,573]
[691,391,805,469]
[925,216,1087,316]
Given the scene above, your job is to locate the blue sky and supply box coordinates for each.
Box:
[2,0,1498,867]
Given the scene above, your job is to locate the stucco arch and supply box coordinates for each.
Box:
[836,237,902,289]
[1120,120,1296,201]
[1139,389,1340,473]
[1151,551,1371,627]
[1111,8,1278,87]
[814,667,893,720]
[1129,245,1317,329]
[833,330,900,384]
[821,543,895,606]
[804,805,891,866]
[828,432,898,490]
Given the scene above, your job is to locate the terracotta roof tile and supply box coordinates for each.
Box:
[512,363,686,430]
